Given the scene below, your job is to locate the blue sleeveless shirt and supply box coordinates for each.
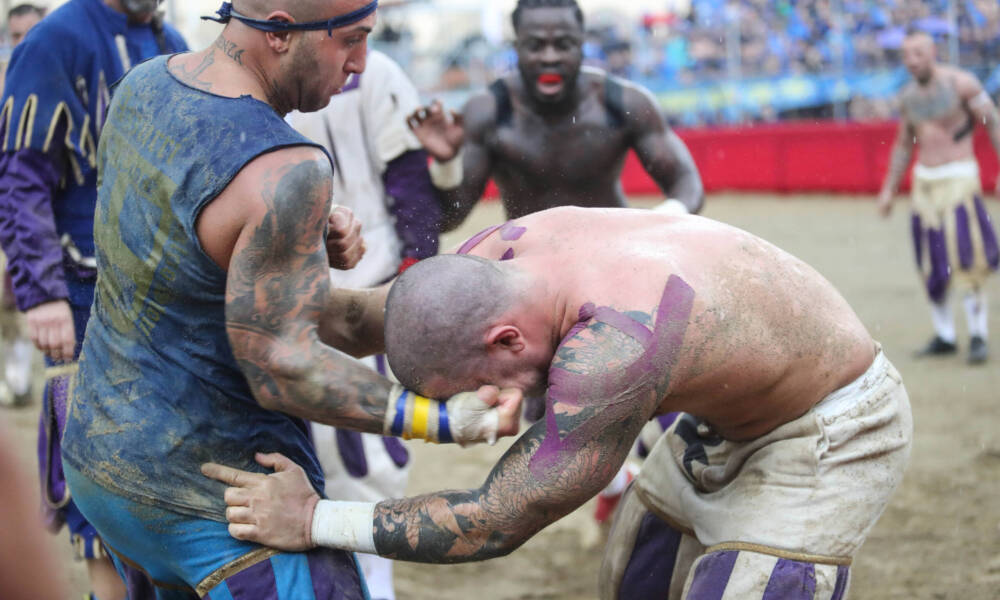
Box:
[63,56,330,520]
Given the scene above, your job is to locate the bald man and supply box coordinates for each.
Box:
[205,207,913,599]
[59,1,520,598]
[878,30,1000,364]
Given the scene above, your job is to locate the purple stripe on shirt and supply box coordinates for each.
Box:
[619,512,683,599]
[830,565,850,600]
[761,558,817,600]
[224,556,279,600]
[382,436,410,468]
[383,149,440,260]
[335,430,368,478]
[955,203,974,269]
[686,550,739,600]
[974,195,1000,269]
[0,148,70,310]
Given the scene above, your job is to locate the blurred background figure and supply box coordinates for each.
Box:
[0,1,187,598]
[877,30,1000,364]
[0,2,44,409]
[7,2,43,46]
[286,47,441,600]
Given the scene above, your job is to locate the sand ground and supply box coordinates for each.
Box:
[3,195,999,599]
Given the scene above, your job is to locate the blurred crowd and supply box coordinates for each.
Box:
[371,0,1000,124]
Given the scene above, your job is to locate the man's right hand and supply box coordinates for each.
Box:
[877,189,894,218]
[25,300,75,362]
[407,101,465,162]
[449,385,523,446]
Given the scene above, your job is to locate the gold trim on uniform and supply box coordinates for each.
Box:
[1,96,14,151]
[15,93,37,150]
[704,541,853,567]
[196,548,281,597]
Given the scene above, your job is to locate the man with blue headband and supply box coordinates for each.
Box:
[60,1,522,598]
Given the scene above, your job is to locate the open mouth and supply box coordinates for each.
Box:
[537,73,564,95]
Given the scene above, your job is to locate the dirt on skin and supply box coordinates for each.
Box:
[3,195,999,599]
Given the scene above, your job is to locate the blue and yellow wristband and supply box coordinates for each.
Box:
[384,385,454,444]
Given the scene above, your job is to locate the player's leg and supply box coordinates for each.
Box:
[599,485,703,600]
[911,211,957,356]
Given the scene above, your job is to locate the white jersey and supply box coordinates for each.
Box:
[287,50,425,288]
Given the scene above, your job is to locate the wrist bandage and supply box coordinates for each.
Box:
[652,199,690,215]
[428,150,464,190]
[384,384,500,446]
[311,500,376,554]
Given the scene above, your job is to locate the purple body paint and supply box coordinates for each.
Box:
[456,220,527,256]
[529,275,695,480]
[499,221,527,241]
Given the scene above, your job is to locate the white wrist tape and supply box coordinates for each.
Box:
[428,150,464,190]
[651,199,690,215]
[384,384,499,445]
[445,390,500,447]
[311,500,376,554]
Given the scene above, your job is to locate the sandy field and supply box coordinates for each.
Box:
[3,194,999,599]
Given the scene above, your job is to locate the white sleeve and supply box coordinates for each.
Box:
[360,51,424,165]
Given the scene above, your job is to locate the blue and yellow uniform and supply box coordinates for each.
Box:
[61,56,367,599]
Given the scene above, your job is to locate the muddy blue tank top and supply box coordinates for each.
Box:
[63,55,330,520]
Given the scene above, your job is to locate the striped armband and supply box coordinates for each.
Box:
[428,150,464,190]
[384,384,454,444]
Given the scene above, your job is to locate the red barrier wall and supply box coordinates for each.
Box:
[484,121,999,197]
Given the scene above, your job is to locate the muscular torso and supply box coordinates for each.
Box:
[466,207,875,440]
[488,71,633,217]
[901,67,976,166]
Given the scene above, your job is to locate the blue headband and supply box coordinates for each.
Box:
[202,1,378,37]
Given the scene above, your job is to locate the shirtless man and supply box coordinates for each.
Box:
[408,0,704,230]
[205,207,913,599]
[878,30,1000,364]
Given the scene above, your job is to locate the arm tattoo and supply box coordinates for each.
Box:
[373,277,696,563]
[226,158,391,432]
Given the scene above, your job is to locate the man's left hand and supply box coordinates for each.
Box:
[327,206,365,270]
[201,452,319,551]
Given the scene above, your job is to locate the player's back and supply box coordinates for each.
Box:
[63,56,327,520]
[471,207,875,439]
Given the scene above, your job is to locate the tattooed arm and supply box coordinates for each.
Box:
[211,146,392,432]
[878,102,916,217]
[626,84,704,214]
[959,73,1000,180]
[371,319,663,562]
[317,283,390,358]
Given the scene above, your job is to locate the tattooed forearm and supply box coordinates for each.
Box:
[214,36,245,65]
[226,157,392,432]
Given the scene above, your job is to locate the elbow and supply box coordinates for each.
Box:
[236,350,312,413]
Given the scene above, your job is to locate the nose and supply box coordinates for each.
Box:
[346,41,368,75]
[540,44,561,65]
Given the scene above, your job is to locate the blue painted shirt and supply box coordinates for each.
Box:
[63,56,330,520]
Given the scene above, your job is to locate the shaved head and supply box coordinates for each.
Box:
[235,0,338,20]
[385,255,523,393]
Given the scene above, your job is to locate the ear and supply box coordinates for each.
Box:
[485,325,526,354]
[263,11,295,54]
